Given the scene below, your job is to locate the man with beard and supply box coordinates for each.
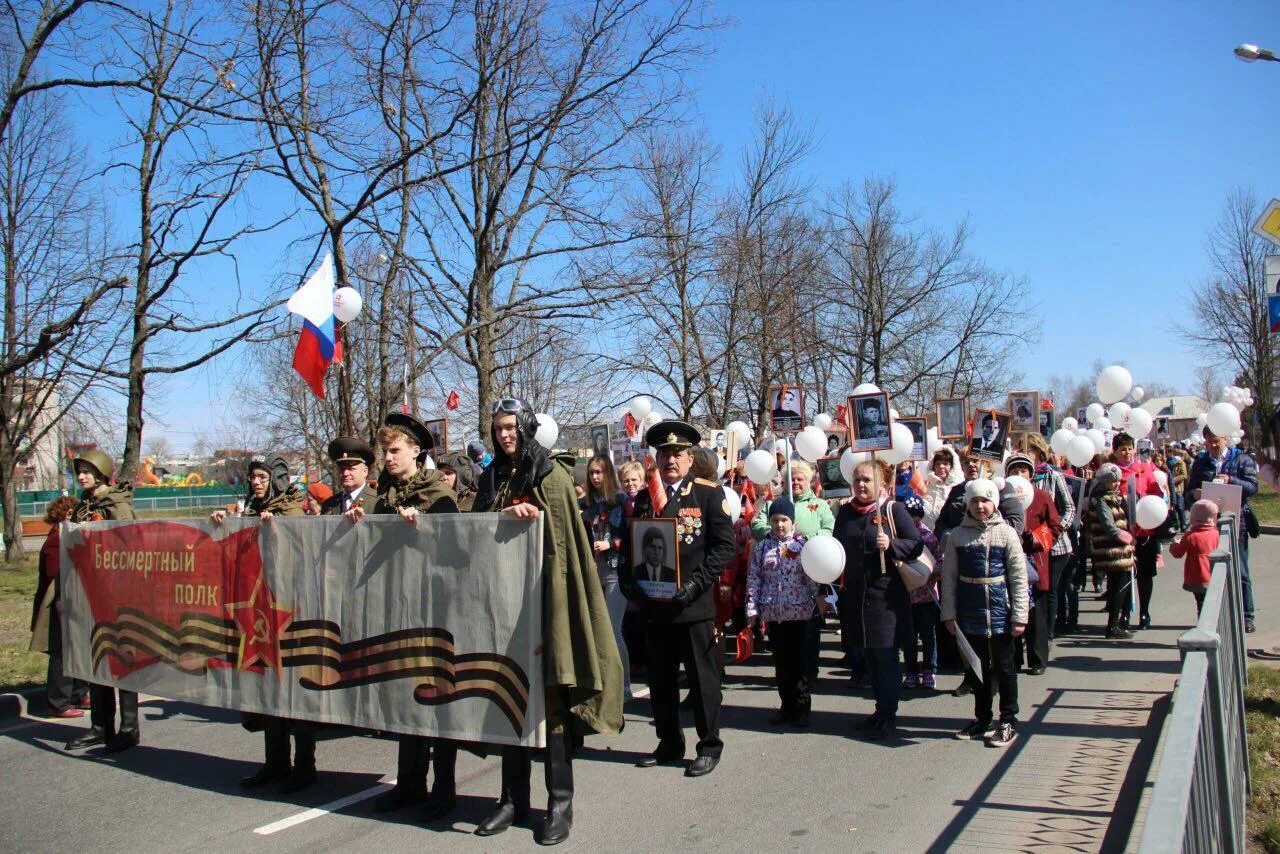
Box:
[620,420,736,779]
[63,451,139,753]
[471,398,623,846]
[348,413,462,823]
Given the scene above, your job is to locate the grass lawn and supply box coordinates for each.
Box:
[1252,482,1280,526]
[0,555,43,694]
[1248,665,1280,853]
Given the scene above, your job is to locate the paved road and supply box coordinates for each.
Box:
[3,537,1274,853]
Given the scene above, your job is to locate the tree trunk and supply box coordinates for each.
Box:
[0,433,23,564]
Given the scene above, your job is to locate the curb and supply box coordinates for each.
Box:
[1261,525,1280,536]
[0,687,42,720]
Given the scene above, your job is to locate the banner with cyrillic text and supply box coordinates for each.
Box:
[60,515,546,747]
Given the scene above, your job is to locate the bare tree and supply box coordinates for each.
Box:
[1176,188,1280,451]
[0,89,120,560]
[1191,365,1223,408]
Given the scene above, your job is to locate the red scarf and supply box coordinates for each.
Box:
[850,492,886,516]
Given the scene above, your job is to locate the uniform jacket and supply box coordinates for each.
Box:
[70,484,136,523]
[833,498,923,649]
[620,477,737,625]
[1088,490,1135,572]
[244,486,306,517]
[320,484,375,515]
[374,467,458,514]
[939,509,1029,637]
[750,488,835,541]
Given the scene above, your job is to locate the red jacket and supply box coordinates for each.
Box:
[1022,487,1064,591]
[1117,459,1164,536]
[1170,525,1219,588]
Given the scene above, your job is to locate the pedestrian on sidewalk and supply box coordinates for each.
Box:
[29,496,88,718]
[1170,499,1220,618]
[1089,464,1136,640]
[899,495,942,690]
[746,496,817,727]
[940,478,1028,749]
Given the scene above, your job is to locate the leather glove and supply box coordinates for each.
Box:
[671,579,699,608]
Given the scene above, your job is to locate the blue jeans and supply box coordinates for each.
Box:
[1239,532,1255,620]
[903,602,938,673]
[862,646,902,720]
[598,570,630,694]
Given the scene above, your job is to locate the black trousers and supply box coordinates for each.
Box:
[89,685,138,736]
[766,619,810,715]
[646,619,722,758]
[1106,571,1133,627]
[263,717,316,772]
[1045,553,1071,638]
[1135,537,1159,623]
[1025,588,1050,670]
[964,631,1018,725]
[393,736,457,797]
[45,610,87,713]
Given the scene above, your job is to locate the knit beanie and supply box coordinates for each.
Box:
[1189,499,1218,527]
[1094,463,1122,488]
[1004,452,1035,477]
[768,496,796,522]
[965,478,999,505]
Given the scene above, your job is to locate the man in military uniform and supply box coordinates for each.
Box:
[620,420,736,778]
[349,413,462,823]
[211,457,315,792]
[320,437,375,515]
[63,450,140,754]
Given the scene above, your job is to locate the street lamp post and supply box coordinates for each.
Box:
[1235,43,1280,63]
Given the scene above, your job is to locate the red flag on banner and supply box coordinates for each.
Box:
[446,389,460,411]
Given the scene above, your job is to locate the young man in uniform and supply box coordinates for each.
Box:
[620,420,736,778]
[211,457,314,792]
[471,398,623,846]
[63,451,140,753]
[348,414,462,823]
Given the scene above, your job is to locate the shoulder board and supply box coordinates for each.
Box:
[694,478,719,487]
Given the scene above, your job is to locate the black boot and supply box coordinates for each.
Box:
[539,731,573,846]
[375,736,427,811]
[243,718,292,788]
[419,740,457,822]
[475,746,531,836]
[279,722,317,793]
[65,726,109,751]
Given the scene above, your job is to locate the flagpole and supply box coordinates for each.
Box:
[337,323,353,435]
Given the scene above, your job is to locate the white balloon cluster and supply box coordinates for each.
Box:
[1221,385,1255,412]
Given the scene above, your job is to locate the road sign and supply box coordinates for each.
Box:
[1253,199,1280,247]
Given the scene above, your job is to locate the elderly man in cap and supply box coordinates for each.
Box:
[320,436,375,515]
[63,451,140,753]
[345,413,463,822]
[620,420,736,778]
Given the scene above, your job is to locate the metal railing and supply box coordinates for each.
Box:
[1138,512,1251,853]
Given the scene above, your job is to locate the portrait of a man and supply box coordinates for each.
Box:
[1039,408,1054,438]
[424,418,448,456]
[937,398,966,440]
[769,385,804,433]
[590,424,610,458]
[849,391,892,452]
[630,519,680,600]
[900,417,926,460]
[969,408,1009,461]
[1008,391,1040,433]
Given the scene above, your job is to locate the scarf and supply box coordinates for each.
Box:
[850,492,886,516]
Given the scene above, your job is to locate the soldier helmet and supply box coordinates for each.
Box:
[74,450,115,483]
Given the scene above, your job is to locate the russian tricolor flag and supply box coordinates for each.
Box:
[288,253,343,399]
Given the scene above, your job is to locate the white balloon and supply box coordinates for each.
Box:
[1107,402,1131,426]
[1227,394,1247,412]
[813,413,833,431]
[879,422,914,465]
[795,426,828,462]
[332,286,363,323]
[1050,428,1074,456]
[716,454,727,479]
[1061,417,1078,431]
[890,408,900,420]
[1232,428,1245,439]
[925,426,942,458]
[1086,428,1106,453]
[1206,401,1242,437]
[1131,386,1145,402]
[1126,408,1154,439]
[744,449,778,485]
[1086,402,1106,424]
[533,413,559,449]
[725,420,752,445]
[1005,474,1034,509]
[1066,435,1096,467]
[629,396,652,420]
[839,448,870,483]
[1095,417,1112,433]
[992,475,1006,491]
[852,382,880,395]
[721,485,742,523]
[773,438,792,457]
[800,535,846,584]
[1195,413,1208,427]
[1096,365,1133,405]
[1135,495,1169,530]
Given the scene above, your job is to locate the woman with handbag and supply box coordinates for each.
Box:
[833,459,924,740]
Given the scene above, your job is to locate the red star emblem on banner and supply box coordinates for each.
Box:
[225,572,293,676]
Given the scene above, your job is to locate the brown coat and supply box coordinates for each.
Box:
[1089,491,1134,572]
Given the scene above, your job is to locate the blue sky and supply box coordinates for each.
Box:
[141,1,1280,449]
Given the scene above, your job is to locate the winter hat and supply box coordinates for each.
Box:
[965,478,999,505]
[1094,463,1123,488]
[768,496,796,522]
[1189,499,1219,527]
[902,494,925,519]
[1004,452,1035,477]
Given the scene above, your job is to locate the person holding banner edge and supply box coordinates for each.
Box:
[64,451,140,754]
[472,398,623,845]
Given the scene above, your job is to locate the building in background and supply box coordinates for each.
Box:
[1140,396,1210,443]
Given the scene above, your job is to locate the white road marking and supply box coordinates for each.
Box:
[252,778,396,835]
[631,686,650,698]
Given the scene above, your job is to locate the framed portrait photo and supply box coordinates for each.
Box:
[630,518,680,600]
[969,408,1010,461]
[899,416,927,461]
[815,455,850,498]
[769,385,805,433]
[589,424,611,459]
[1039,407,1055,439]
[1008,391,1040,434]
[936,397,967,440]
[848,391,893,452]
[424,418,448,457]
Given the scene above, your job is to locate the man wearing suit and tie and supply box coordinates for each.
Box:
[621,420,736,778]
[972,413,1005,456]
[636,527,677,586]
[320,437,375,515]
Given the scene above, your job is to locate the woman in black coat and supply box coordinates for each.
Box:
[834,459,923,740]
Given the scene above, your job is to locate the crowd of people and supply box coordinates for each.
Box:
[24,404,1266,844]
